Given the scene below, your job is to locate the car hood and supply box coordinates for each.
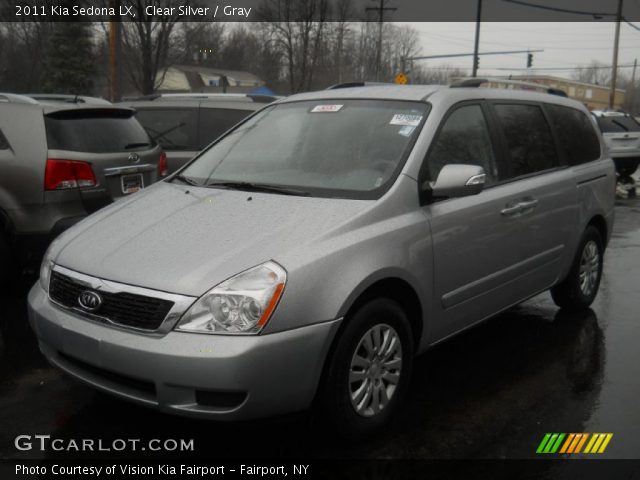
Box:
[55,182,372,296]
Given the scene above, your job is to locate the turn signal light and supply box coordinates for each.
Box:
[45,159,97,191]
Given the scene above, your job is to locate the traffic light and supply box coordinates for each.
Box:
[527,53,533,68]
[474,55,480,71]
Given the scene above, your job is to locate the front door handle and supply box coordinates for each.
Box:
[518,199,539,211]
[501,198,539,216]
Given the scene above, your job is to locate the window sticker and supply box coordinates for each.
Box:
[398,125,415,137]
[390,114,422,126]
[311,104,343,113]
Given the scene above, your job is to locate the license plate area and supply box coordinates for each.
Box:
[121,173,144,194]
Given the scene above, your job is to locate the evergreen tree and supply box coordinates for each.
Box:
[43,22,95,94]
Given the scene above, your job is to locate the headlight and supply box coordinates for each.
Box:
[39,247,54,293]
[175,261,286,334]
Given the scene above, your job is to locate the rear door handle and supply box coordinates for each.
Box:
[501,204,522,216]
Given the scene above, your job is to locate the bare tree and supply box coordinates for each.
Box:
[259,0,330,93]
[119,0,187,94]
[571,60,612,86]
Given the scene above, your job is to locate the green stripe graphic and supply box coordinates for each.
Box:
[550,433,566,453]
[543,434,559,453]
[537,433,552,453]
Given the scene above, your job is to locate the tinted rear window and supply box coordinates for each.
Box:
[135,108,198,151]
[45,110,153,153]
[595,115,640,133]
[547,105,601,165]
[198,108,253,149]
[494,103,559,178]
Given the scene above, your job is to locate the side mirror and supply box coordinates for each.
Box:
[423,164,486,200]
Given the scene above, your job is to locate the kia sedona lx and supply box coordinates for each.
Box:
[28,84,614,436]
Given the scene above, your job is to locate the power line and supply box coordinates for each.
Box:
[501,0,616,17]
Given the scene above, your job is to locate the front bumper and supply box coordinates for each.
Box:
[28,284,341,420]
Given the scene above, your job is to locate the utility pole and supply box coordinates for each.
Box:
[366,0,397,81]
[108,0,122,102]
[631,58,637,113]
[609,0,623,109]
[472,0,482,77]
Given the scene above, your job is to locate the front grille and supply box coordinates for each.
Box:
[50,270,174,331]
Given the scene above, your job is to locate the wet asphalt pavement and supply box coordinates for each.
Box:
[1,199,639,463]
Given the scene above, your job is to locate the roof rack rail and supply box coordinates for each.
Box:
[450,77,568,97]
[122,93,280,103]
[326,81,390,90]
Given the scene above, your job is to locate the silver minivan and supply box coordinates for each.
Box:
[28,85,615,436]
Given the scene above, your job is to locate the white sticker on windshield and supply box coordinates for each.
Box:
[311,104,343,113]
[390,114,422,126]
[398,126,415,137]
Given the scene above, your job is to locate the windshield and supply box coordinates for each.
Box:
[179,99,429,199]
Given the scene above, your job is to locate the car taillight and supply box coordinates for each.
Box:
[159,151,168,177]
[45,159,97,191]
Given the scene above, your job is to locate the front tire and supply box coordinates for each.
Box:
[317,298,414,438]
[551,226,603,311]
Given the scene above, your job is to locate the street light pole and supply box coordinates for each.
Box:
[609,0,623,109]
[472,0,482,77]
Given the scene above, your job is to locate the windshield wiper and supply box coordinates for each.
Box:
[205,181,310,196]
[172,174,201,186]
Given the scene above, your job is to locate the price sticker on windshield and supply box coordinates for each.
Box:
[390,114,423,126]
[311,104,343,113]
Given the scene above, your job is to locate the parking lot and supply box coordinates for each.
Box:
[1,197,639,461]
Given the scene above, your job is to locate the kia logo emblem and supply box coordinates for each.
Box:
[128,152,140,164]
[78,290,103,312]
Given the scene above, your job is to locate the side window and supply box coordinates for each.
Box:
[494,103,559,178]
[425,104,498,184]
[198,108,253,149]
[0,128,9,150]
[135,108,198,151]
[546,105,600,165]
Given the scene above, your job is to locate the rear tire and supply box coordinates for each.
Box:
[317,298,414,439]
[551,226,603,311]
[615,163,639,177]
[0,232,12,288]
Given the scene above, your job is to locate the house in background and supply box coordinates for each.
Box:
[497,75,626,111]
[155,65,273,94]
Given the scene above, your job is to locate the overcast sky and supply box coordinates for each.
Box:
[403,22,640,79]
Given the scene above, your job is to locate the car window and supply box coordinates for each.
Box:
[45,109,153,153]
[0,128,9,150]
[546,105,601,165]
[198,108,253,149]
[494,103,559,178]
[425,104,497,184]
[135,108,198,151]
[594,115,640,133]
[181,99,429,200]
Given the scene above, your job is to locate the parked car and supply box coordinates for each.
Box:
[591,110,640,177]
[28,84,614,437]
[119,93,278,175]
[0,93,165,284]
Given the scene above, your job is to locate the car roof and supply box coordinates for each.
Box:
[278,84,590,111]
[0,93,130,114]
